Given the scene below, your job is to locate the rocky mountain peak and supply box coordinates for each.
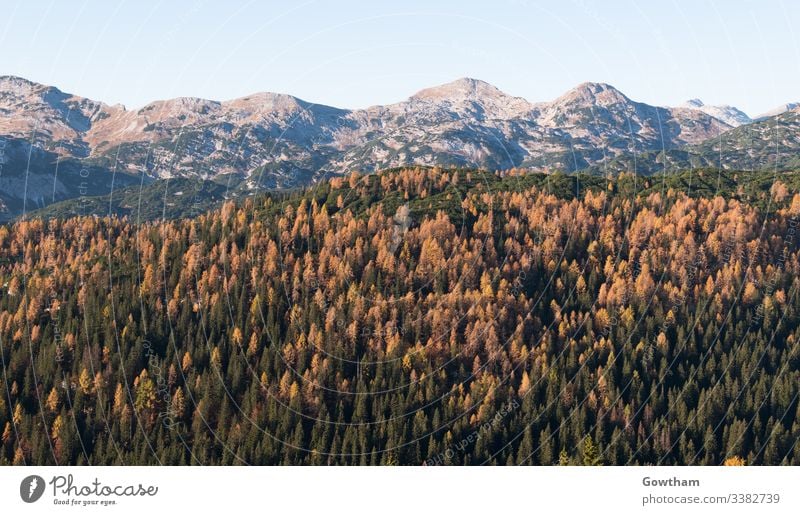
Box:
[683,98,705,108]
[754,102,800,121]
[411,77,509,102]
[224,91,306,115]
[403,77,535,121]
[680,98,751,127]
[0,75,43,94]
[553,82,630,107]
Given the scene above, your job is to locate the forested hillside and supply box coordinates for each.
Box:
[1,167,799,465]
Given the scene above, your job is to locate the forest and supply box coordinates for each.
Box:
[1,166,799,465]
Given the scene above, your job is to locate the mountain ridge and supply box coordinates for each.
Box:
[5,74,789,125]
[1,74,799,220]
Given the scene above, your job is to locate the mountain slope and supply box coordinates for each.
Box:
[580,105,800,175]
[3,166,800,465]
[2,75,797,219]
[0,137,141,221]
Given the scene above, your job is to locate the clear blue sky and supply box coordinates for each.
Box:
[2,0,798,116]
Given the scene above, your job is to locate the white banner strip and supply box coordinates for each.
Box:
[2,466,798,514]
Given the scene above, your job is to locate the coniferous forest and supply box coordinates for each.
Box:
[1,167,799,465]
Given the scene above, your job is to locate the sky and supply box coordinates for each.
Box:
[1,0,798,116]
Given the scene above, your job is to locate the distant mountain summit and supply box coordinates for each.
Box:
[754,102,800,121]
[0,74,798,219]
[407,77,535,119]
[544,81,628,108]
[411,77,512,102]
[680,98,752,127]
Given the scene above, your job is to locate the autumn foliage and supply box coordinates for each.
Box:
[0,167,798,465]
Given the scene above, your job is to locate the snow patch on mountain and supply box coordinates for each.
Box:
[680,98,751,127]
[754,102,800,121]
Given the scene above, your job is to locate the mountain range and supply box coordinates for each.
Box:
[0,75,798,220]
